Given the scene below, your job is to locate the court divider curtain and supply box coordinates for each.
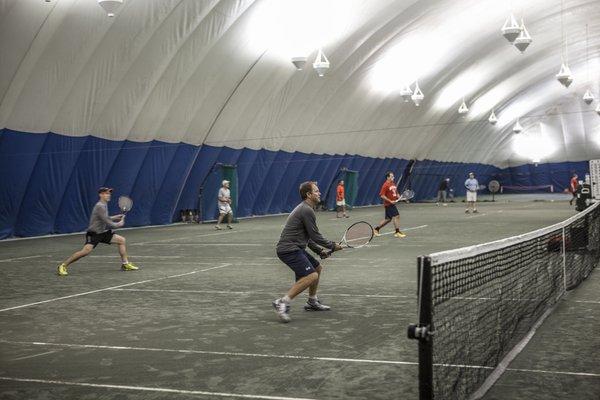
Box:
[0,129,592,239]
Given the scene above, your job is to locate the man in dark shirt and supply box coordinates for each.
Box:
[437,178,450,206]
[273,181,342,323]
[57,187,137,276]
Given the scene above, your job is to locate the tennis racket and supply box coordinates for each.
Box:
[322,221,374,258]
[118,195,133,215]
[397,189,415,201]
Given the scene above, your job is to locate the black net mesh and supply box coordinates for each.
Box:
[425,203,600,400]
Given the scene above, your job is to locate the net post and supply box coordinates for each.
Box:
[562,226,567,293]
[407,256,434,400]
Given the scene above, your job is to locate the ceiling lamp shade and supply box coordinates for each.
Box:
[583,89,595,105]
[411,82,424,106]
[400,85,413,102]
[488,110,498,125]
[312,49,330,77]
[501,14,521,43]
[291,57,307,70]
[458,100,469,115]
[513,20,532,53]
[98,0,123,17]
[556,63,573,87]
[513,119,523,133]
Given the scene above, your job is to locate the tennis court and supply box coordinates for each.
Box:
[1,199,598,399]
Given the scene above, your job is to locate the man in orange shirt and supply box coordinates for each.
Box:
[336,180,349,218]
[373,172,406,238]
[569,173,578,206]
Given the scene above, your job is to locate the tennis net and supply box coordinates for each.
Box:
[408,201,600,400]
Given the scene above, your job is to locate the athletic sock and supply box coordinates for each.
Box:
[281,295,291,303]
[308,295,318,302]
[395,228,400,233]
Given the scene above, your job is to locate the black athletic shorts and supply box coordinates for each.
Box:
[85,230,114,248]
[384,204,399,220]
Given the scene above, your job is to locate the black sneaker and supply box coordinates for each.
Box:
[304,299,331,311]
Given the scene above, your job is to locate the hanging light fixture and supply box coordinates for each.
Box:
[582,24,595,104]
[556,0,572,88]
[488,110,498,125]
[411,81,424,106]
[513,19,532,53]
[400,85,413,102]
[291,57,307,70]
[98,0,123,17]
[458,99,469,115]
[556,63,573,87]
[501,13,521,43]
[312,49,330,77]
[583,89,595,105]
[513,119,523,133]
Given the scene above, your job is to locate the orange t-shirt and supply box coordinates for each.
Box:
[336,184,345,201]
[570,177,578,192]
[380,180,399,206]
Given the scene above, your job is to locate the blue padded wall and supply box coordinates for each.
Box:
[0,129,593,238]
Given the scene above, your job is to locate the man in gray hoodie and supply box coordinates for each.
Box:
[272,181,342,323]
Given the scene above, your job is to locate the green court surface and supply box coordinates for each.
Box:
[1,200,598,399]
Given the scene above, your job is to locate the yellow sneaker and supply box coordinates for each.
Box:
[121,262,138,271]
[394,232,406,238]
[57,263,68,276]
[373,228,381,237]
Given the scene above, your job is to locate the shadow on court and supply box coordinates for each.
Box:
[0,200,598,399]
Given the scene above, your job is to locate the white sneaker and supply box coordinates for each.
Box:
[272,299,291,323]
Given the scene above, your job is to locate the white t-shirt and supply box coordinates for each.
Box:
[218,188,230,207]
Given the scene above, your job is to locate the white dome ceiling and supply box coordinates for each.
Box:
[1,0,599,167]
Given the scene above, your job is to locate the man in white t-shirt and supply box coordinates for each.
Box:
[216,180,233,230]
[464,172,479,214]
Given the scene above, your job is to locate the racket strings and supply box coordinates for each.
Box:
[344,222,373,247]
[118,196,133,212]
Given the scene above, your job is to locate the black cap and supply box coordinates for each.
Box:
[98,187,113,194]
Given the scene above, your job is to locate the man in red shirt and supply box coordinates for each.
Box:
[569,174,578,206]
[336,180,349,218]
[374,172,406,238]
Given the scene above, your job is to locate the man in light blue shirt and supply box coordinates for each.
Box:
[464,172,479,213]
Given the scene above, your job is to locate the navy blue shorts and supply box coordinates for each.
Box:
[277,249,320,281]
[384,204,399,220]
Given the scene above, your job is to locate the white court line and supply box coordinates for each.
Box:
[134,230,237,245]
[0,340,417,367]
[0,255,46,263]
[574,300,600,304]
[147,243,263,246]
[10,350,60,361]
[378,224,428,237]
[506,367,600,378]
[0,264,232,313]
[0,377,316,400]
[2,341,598,379]
[110,288,413,298]
[90,255,184,259]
